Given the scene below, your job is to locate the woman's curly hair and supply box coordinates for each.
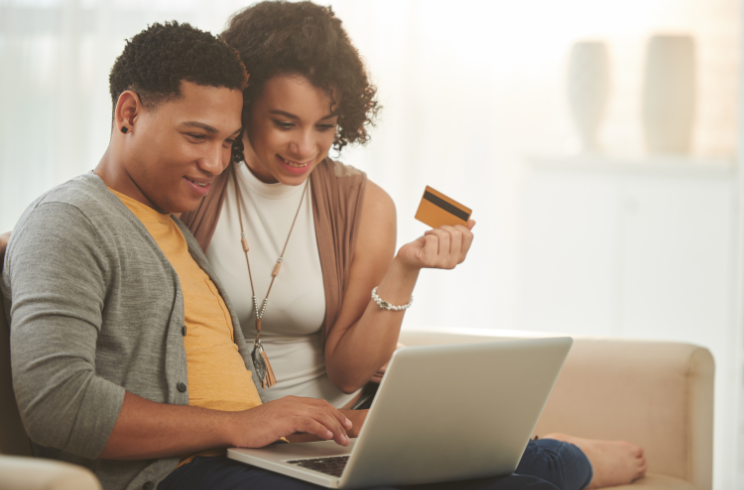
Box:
[221,1,380,154]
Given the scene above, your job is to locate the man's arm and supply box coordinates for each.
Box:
[100,392,353,459]
[9,204,351,460]
[9,204,122,459]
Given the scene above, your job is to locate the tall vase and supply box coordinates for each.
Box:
[567,41,610,153]
[642,35,697,154]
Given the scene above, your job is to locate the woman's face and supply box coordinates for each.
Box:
[243,74,339,185]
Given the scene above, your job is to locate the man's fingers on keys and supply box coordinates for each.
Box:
[303,401,350,446]
[297,417,335,441]
[333,407,353,430]
[315,407,351,446]
[307,397,351,428]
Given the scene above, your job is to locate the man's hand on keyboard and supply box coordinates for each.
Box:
[228,396,354,448]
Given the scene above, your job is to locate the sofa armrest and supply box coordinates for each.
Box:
[534,337,713,490]
[398,330,714,490]
[0,456,101,490]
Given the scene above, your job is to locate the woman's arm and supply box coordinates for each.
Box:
[324,181,474,392]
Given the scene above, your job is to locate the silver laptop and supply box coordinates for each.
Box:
[228,337,572,489]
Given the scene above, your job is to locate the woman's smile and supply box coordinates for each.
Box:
[278,155,313,171]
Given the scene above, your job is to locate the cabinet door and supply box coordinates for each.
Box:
[519,163,735,344]
[620,177,735,345]
[519,170,622,336]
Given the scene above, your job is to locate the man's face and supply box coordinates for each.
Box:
[124,80,243,213]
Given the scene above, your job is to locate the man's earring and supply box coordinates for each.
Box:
[121,126,129,134]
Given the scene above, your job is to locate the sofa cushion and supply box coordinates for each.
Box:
[609,473,694,490]
[0,455,101,490]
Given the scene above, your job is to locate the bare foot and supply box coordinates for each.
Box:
[542,433,647,489]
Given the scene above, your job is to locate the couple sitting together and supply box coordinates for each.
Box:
[0,2,647,490]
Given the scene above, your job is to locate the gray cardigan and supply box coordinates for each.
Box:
[1,173,265,490]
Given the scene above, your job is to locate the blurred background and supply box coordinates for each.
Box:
[0,0,741,488]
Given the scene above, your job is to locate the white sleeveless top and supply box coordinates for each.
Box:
[207,163,360,408]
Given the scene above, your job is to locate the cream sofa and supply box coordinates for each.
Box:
[0,238,713,490]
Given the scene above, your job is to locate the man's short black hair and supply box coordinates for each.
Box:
[109,21,248,110]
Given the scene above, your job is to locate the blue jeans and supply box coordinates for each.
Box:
[158,439,591,490]
[517,439,593,490]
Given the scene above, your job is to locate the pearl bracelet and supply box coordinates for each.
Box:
[371,286,413,311]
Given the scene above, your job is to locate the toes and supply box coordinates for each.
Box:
[621,441,644,457]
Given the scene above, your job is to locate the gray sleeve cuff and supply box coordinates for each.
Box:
[65,376,126,458]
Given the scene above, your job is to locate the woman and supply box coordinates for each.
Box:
[181,2,646,489]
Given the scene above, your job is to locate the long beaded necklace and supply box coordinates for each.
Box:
[232,162,309,388]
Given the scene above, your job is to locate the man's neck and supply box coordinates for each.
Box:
[95,147,165,213]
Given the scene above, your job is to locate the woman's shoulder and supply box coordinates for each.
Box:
[316,158,365,180]
[318,159,392,212]
[362,179,394,215]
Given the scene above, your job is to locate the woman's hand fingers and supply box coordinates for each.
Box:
[422,225,470,269]
[458,224,474,263]
[425,227,451,262]
[397,222,474,271]
[447,226,463,266]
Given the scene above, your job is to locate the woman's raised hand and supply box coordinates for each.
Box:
[395,220,475,271]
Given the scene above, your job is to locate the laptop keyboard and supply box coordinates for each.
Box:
[287,456,349,477]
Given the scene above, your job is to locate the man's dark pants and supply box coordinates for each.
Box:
[158,438,592,490]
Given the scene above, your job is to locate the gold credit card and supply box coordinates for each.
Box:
[414,186,472,228]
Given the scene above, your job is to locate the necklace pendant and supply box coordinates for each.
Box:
[251,317,276,388]
[251,340,268,386]
[251,340,277,388]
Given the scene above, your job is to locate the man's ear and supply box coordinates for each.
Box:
[115,91,143,134]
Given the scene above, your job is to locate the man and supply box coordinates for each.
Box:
[2,21,356,489]
[1,22,556,490]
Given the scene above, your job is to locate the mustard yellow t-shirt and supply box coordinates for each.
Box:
[111,189,262,463]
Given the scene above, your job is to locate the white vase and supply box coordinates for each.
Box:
[567,41,610,152]
[642,35,697,154]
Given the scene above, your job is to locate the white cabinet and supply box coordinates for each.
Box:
[518,156,738,489]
